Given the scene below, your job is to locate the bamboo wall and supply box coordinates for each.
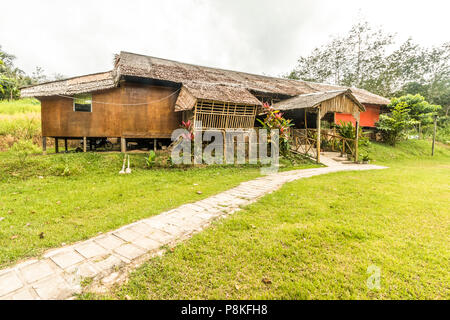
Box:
[194,100,257,130]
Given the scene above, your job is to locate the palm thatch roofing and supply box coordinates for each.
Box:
[273,89,365,111]
[21,51,390,107]
[20,71,116,97]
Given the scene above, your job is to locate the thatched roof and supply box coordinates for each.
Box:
[273,89,365,111]
[21,51,390,107]
[306,82,390,105]
[21,71,116,97]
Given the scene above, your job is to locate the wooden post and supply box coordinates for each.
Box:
[304,110,308,130]
[223,131,227,164]
[64,138,68,152]
[355,121,359,163]
[153,138,157,152]
[432,115,437,156]
[42,137,47,155]
[55,138,59,153]
[316,107,321,163]
[121,137,126,153]
[83,137,87,153]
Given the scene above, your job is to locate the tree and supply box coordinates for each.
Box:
[0,45,48,100]
[376,101,418,145]
[286,21,450,104]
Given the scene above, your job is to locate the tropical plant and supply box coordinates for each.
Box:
[387,94,441,137]
[145,150,157,168]
[257,103,294,155]
[376,102,419,145]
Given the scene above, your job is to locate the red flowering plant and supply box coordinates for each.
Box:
[181,120,194,141]
[257,103,294,155]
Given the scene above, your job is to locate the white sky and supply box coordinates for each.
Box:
[1,0,449,78]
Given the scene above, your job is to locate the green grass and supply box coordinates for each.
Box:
[0,98,40,115]
[81,140,449,300]
[0,150,316,268]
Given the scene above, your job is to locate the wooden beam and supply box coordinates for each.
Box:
[83,137,87,153]
[316,107,321,163]
[121,137,126,153]
[55,138,59,153]
[42,137,47,155]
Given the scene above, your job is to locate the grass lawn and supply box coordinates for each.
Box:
[0,149,316,268]
[81,140,449,300]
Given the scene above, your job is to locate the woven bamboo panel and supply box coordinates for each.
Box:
[194,100,257,130]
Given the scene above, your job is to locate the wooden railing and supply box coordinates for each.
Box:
[291,128,358,161]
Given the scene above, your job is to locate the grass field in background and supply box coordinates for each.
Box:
[80,140,449,300]
[0,98,40,115]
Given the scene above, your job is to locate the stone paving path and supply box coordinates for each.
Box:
[0,159,386,300]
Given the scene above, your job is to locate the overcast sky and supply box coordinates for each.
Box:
[1,0,449,79]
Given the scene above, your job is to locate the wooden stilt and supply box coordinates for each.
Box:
[83,137,87,153]
[55,138,59,153]
[153,138,157,152]
[42,137,47,155]
[316,107,321,163]
[64,138,68,152]
[121,137,126,153]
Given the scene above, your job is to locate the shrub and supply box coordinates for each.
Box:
[10,139,41,165]
[145,150,157,168]
[257,103,294,155]
[376,102,418,145]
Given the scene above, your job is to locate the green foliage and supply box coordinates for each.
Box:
[376,102,418,145]
[286,20,450,109]
[257,103,294,155]
[0,98,40,114]
[145,150,157,168]
[10,139,41,164]
[336,121,356,139]
[388,94,440,126]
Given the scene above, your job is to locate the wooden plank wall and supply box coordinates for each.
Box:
[40,83,181,138]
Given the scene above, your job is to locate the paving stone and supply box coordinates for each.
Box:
[113,228,141,242]
[19,260,55,284]
[32,274,72,300]
[66,261,100,278]
[50,250,85,269]
[114,244,145,261]
[3,288,35,300]
[92,255,123,273]
[146,228,175,243]
[0,271,23,297]
[129,222,154,236]
[75,241,109,259]
[132,236,161,251]
[94,234,125,250]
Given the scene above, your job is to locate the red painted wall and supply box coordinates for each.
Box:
[334,104,381,127]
